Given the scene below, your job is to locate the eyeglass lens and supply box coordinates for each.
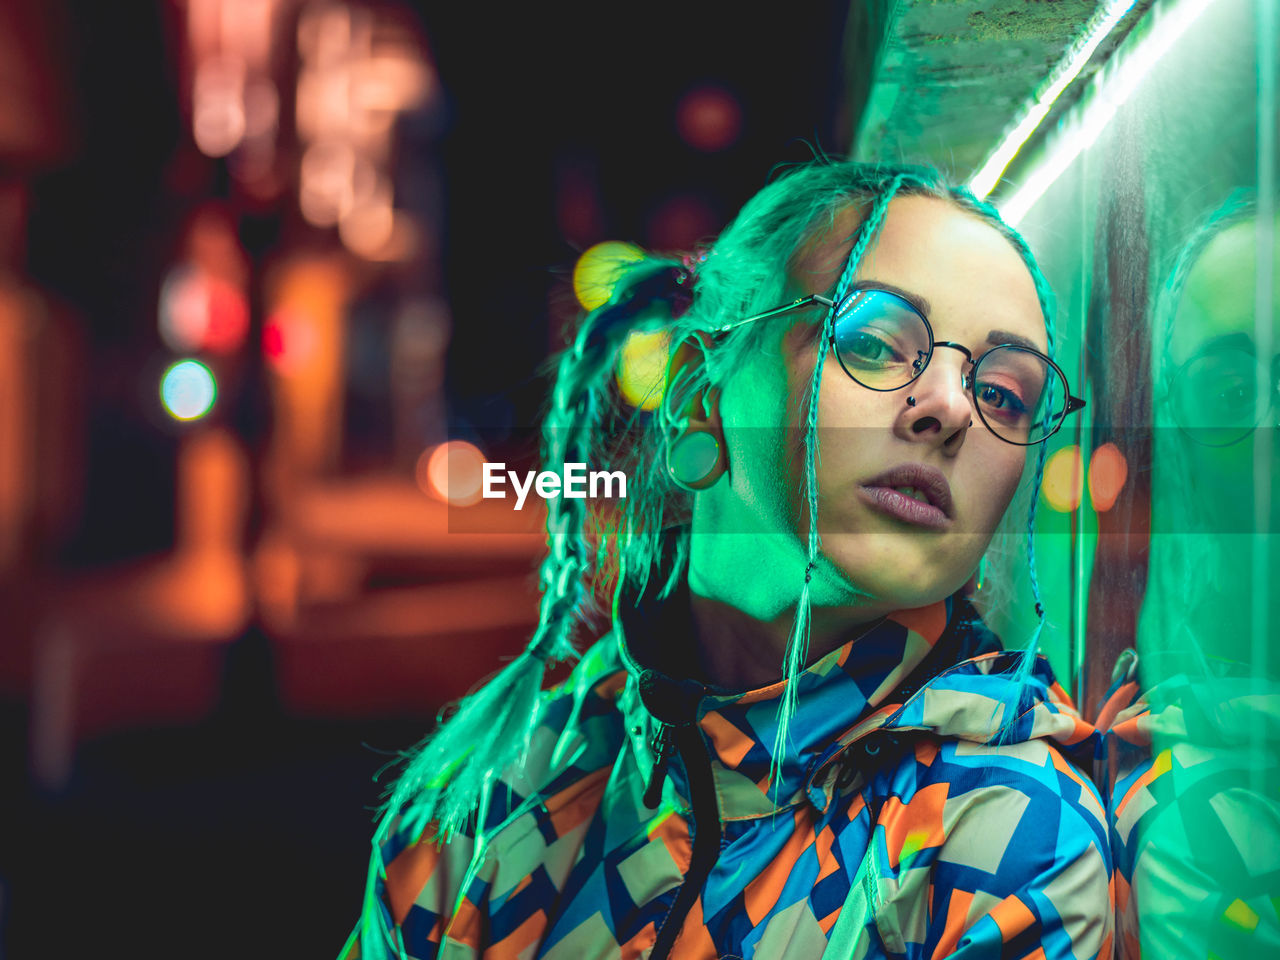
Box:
[1171,347,1277,446]
[831,288,1069,444]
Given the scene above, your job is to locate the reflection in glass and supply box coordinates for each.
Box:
[1107,195,1280,959]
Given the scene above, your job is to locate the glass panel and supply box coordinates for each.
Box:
[1001,0,1278,954]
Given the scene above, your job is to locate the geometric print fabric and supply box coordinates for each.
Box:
[344,593,1114,960]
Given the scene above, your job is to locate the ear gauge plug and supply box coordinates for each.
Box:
[666,430,723,491]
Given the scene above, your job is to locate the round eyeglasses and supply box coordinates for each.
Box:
[721,285,1086,446]
[1167,344,1280,447]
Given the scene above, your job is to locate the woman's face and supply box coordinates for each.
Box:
[1155,213,1280,662]
[1164,216,1279,525]
[697,195,1046,617]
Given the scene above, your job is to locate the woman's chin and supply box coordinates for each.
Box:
[820,542,966,610]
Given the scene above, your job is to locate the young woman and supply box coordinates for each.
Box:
[342,160,1112,960]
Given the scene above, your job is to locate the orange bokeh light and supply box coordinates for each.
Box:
[1088,442,1129,512]
[416,441,486,507]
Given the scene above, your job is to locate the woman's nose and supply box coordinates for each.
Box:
[901,352,975,437]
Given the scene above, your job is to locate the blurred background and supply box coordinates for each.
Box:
[0,0,1273,957]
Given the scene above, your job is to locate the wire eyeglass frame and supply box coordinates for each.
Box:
[717,287,1087,446]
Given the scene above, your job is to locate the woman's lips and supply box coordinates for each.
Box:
[857,485,952,529]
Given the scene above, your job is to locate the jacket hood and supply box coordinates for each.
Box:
[1099,649,1280,749]
[613,578,1097,819]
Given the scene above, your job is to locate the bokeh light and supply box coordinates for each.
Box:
[1041,444,1085,512]
[299,141,363,227]
[263,308,319,377]
[159,265,249,355]
[675,85,742,152]
[1088,442,1129,512]
[416,441,486,507]
[160,359,218,421]
[192,56,247,157]
[616,330,671,410]
[572,241,646,311]
[339,195,395,257]
[337,176,419,262]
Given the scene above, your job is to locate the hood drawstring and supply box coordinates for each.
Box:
[637,669,707,809]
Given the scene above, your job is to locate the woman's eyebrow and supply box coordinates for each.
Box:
[854,280,1046,353]
[1192,331,1256,354]
[854,280,932,317]
[987,329,1043,352]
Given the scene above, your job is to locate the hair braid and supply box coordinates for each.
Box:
[528,334,612,664]
[370,258,689,863]
[771,173,913,780]
[947,186,1061,732]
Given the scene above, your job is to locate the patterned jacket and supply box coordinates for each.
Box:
[343,587,1113,960]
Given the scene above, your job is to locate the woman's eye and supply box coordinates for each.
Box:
[1207,380,1252,415]
[844,331,901,364]
[1179,348,1265,424]
[977,382,1027,417]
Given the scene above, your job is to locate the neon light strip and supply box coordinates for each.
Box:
[969,0,1137,201]
[998,0,1218,226]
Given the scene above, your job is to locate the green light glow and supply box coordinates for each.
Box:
[969,0,1137,202]
[996,0,1217,225]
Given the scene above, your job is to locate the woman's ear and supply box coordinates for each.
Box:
[664,332,728,491]
[666,331,723,429]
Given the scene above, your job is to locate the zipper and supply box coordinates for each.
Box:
[649,722,720,960]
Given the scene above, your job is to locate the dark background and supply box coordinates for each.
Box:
[1,2,854,956]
